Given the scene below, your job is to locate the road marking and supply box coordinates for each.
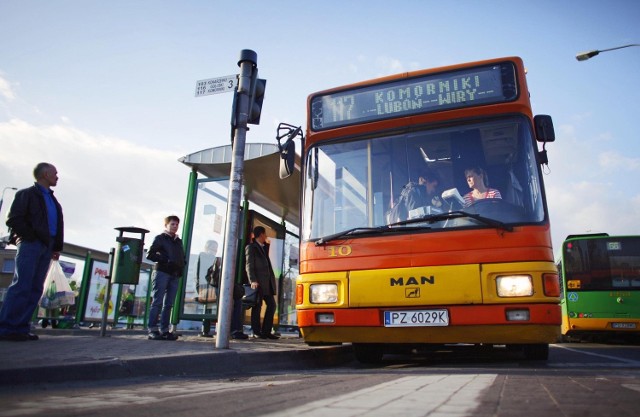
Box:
[553,345,640,365]
[622,384,640,393]
[0,380,299,417]
[263,374,497,417]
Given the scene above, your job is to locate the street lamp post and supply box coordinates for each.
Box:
[576,44,640,61]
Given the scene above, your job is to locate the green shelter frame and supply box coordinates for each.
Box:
[173,143,301,328]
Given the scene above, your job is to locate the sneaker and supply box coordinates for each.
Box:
[162,332,179,341]
[148,331,163,340]
[231,332,249,340]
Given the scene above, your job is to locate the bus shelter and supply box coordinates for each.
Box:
[32,242,153,330]
[175,143,301,331]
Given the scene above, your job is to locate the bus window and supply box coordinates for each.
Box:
[563,237,640,290]
[302,116,544,241]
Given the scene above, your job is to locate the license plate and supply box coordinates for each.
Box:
[611,322,637,329]
[384,309,449,327]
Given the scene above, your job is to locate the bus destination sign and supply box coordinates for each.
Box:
[311,62,517,130]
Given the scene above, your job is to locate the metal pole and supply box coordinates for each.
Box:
[75,251,93,327]
[216,49,257,349]
[171,169,198,325]
[100,248,115,337]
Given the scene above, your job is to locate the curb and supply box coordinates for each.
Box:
[1,345,353,385]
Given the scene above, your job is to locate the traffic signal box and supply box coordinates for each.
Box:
[248,78,266,125]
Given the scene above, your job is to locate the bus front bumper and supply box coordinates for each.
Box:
[297,304,561,344]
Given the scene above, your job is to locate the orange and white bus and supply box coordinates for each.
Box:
[292,57,560,362]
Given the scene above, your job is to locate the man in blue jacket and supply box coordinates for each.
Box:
[146,215,185,341]
[0,163,64,342]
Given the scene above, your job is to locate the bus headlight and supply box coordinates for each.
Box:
[310,284,338,304]
[496,275,533,297]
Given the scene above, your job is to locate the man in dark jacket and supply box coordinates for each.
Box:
[245,226,279,339]
[0,162,64,341]
[146,215,185,341]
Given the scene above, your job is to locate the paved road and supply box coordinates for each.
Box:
[1,342,638,417]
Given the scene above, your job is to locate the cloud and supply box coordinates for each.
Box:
[598,150,640,171]
[373,56,421,76]
[547,180,616,250]
[345,55,422,78]
[0,118,188,252]
[544,123,640,252]
[0,73,16,101]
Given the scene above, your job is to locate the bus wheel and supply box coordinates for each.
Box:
[560,334,573,343]
[523,343,549,360]
[353,343,384,364]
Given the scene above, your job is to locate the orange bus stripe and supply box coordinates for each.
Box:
[297,304,561,327]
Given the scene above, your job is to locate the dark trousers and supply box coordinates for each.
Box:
[147,270,179,333]
[251,294,276,336]
[0,240,53,335]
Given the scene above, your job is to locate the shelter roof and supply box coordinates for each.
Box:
[178,143,301,227]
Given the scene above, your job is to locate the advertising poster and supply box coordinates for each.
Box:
[116,270,150,325]
[85,260,118,321]
[133,271,150,318]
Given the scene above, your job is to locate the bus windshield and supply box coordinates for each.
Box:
[302,115,545,241]
[562,237,640,291]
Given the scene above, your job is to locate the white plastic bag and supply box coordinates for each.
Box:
[39,261,76,309]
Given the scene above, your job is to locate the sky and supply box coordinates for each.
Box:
[1,0,639,255]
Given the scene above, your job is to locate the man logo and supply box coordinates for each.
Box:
[390,276,435,286]
[405,288,420,298]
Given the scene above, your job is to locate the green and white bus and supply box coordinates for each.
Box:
[557,233,640,342]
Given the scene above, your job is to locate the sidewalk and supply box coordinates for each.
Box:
[0,327,352,385]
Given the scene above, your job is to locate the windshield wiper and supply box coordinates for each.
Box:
[316,211,512,246]
[315,226,411,246]
[389,211,513,232]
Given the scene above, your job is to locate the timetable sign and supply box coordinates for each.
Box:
[195,75,238,97]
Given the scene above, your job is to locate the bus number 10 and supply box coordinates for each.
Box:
[328,245,352,257]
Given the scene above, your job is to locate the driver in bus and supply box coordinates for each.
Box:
[463,166,502,207]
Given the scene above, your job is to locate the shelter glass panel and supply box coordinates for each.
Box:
[183,178,230,319]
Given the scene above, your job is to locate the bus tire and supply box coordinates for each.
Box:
[353,343,384,364]
[523,343,549,360]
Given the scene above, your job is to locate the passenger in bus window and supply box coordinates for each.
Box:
[388,168,443,222]
[406,168,443,213]
[463,166,502,207]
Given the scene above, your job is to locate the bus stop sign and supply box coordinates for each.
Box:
[195,75,238,97]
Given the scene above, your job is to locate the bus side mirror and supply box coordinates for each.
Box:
[279,139,296,179]
[534,115,555,143]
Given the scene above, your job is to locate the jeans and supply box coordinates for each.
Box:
[147,270,179,333]
[0,240,53,335]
